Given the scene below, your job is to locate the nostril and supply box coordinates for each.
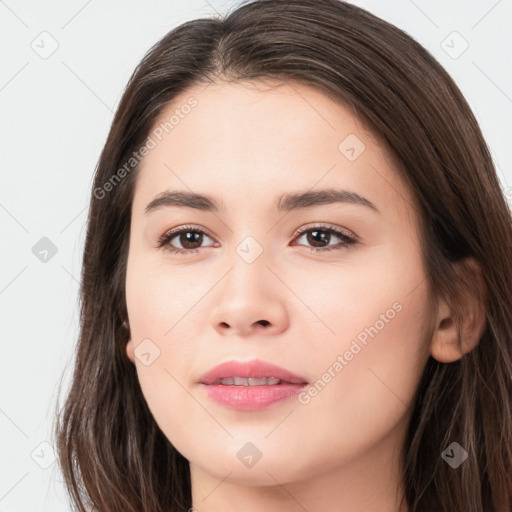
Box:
[257,320,270,326]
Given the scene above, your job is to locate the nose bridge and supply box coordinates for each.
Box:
[228,232,271,291]
[214,200,284,292]
[208,227,289,335]
[210,217,281,307]
[235,229,267,264]
[220,203,270,269]
[205,213,293,335]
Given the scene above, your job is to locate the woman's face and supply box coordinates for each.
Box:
[125,80,433,501]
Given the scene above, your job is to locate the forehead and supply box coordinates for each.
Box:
[133,80,417,229]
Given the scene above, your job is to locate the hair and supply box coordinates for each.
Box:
[53,0,512,510]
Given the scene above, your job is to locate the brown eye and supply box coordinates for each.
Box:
[293,225,358,253]
[158,226,217,255]
[303,229,332,247]
[175,230,204,250]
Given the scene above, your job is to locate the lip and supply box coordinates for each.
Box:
[198,359,309,411]
[199,359,308,385]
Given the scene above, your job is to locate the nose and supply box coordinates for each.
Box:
[208,247,288,337]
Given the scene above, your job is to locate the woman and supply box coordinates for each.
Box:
[54,0,512,511]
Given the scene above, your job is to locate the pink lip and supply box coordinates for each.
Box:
[198,359,308,411]
[199,359,308,385]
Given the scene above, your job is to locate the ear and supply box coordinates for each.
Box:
[126,339,135,363]
[124,321,135,364]
[430,257,488,363]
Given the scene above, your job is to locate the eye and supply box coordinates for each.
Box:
[158,223,358,256]
[158,225,218,255]
[291,223,358,253]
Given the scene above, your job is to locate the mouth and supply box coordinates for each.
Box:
[198,359,308,411]
[198,358,308,385]
[212,377,296,386]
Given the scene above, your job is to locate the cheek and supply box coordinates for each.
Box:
[291,244,431,454]
[294,293,429,470]
[284,236,429,357]
[126,255,200,337]
[125,259,202,414]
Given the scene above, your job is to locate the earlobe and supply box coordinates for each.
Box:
[126,338,135,363]
[430,301,464,363]
[430,257,488,363]
[123,320,135,364]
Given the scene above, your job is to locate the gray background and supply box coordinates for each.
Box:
[1,0,510,510]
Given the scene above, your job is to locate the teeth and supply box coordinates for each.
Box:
[214,377,282,386]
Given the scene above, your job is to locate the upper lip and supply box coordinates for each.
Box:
[199,359,308,385]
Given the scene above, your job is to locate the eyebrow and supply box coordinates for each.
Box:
[144,188,379,215]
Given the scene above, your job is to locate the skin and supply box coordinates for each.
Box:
[125,80,486,512]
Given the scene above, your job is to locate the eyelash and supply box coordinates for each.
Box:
[157,223,358,256]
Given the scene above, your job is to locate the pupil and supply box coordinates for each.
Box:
[308,229,329,247]
[182,231,202,249]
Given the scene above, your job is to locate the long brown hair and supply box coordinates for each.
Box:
[53,1,512,510]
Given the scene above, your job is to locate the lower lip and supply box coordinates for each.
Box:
[200,383,307,411]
